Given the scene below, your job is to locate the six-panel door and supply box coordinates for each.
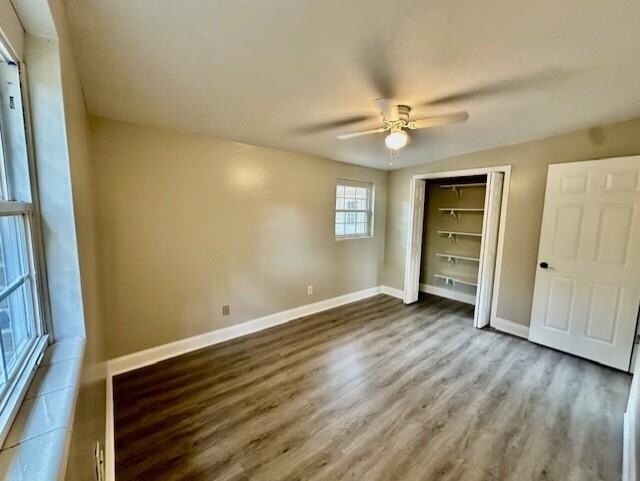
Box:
[529,156,640,371]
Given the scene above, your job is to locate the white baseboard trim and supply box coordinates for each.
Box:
[379,285,404,299]
[108,285,386,376]
[105,375,115,481]
[420,283,476,305]
[104,285,390,479]
[624,411,634,481]
[624,355,640,481]
[103,285,529,481]
[491,316,530,339]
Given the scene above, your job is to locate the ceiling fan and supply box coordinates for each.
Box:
[293,36,566,153]
[337,99,468,150]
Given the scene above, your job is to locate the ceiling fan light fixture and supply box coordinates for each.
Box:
[385,130,408,150]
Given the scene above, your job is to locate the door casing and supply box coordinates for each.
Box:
[403,166,512,330]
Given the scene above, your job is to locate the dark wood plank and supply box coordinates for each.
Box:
[114,294,631,481]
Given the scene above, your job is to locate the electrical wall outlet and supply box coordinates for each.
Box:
[222,304,230,316]
[307,285,313,295]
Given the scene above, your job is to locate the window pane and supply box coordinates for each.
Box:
[346,199,358,209]
[345,186,355,198]
[0,216,28,286]
[335,212,345,223]
[0,216,33,376]
[335,223,345,236]
[356,223,367,234]
[336,185,345,197]
[357,199,367,210]
[356,188,367,199]
[356,212,366,223]
[345,223,356,235]
[336,197,344,210]
[0,281,34,374]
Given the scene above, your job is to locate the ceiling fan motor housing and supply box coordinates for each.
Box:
[385,105,412,131]
[397,105,411,121]
[336,100,467,143]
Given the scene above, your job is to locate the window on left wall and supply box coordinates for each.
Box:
[0,43,47,443]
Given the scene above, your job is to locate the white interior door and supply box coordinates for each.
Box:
[475,172,504,328]
[529,156,640,370]
[404,179,426,304]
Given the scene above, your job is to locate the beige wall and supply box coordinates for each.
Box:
[0,0,23,59]
[91,118,388,359]
[383,118,640,327]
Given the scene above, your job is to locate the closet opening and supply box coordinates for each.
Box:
[403,167,511,329]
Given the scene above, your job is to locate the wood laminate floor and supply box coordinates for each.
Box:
[114,294,631,481]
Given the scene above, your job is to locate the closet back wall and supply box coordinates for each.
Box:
[421,178,486,300]
[91,118,388,359]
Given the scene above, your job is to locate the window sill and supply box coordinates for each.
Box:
[0,337,85,480]
[335,235,374,241]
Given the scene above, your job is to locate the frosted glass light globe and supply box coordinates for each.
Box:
[385,130,408,150]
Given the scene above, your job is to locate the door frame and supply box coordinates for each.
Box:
[403,165,512,329]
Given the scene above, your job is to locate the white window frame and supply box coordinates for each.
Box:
[0,44,48,447]
[334,179,375,240]
[0,208,47,446]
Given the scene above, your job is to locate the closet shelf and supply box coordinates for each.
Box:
[436,252,480,263]
[439,208,484,212]
[439,208,484,220]
[440,182,486,189]
[434,273,478,288]
[440,182,486,199]
[438,230,482,240]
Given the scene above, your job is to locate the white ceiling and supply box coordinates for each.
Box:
[64,0,640,170]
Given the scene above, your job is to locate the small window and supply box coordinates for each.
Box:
[335,180,374,239]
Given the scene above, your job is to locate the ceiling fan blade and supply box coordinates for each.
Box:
[337,127,387,140]
[294,115,374,134]
[374,98,399,121]
[408,111,469,130]
[358,38,397,100]
[423,69,564,106]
